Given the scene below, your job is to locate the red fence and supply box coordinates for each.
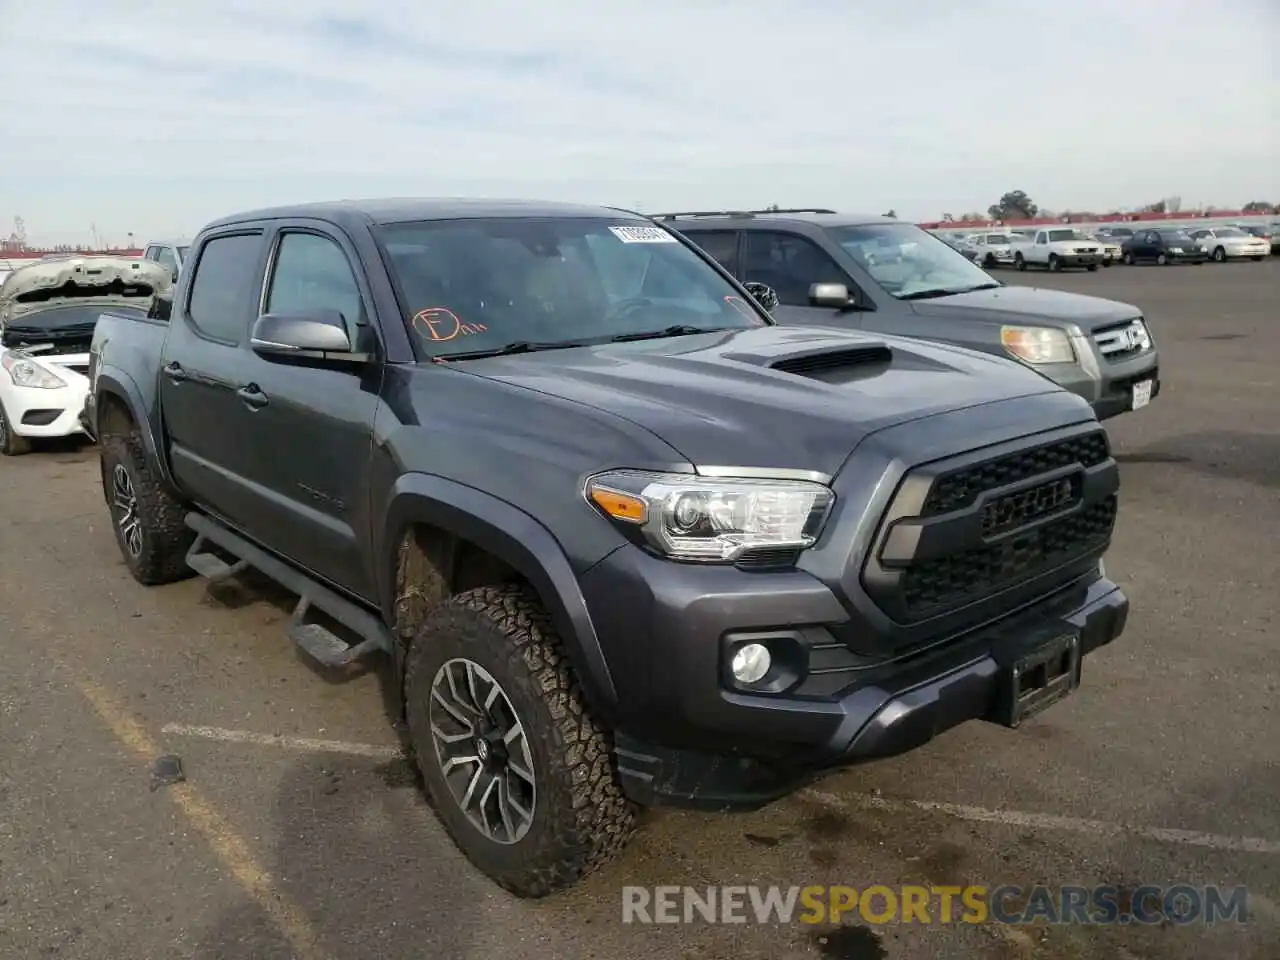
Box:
[918,209,1270,230]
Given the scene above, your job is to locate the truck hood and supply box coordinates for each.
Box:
[449,326,1071,478]
[907,284,1140,332]
[0,257,170,325]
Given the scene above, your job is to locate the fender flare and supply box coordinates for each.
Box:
[92,369,177,488]
[379,473,618,721]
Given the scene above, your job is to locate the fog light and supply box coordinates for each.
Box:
[731,643,772,684]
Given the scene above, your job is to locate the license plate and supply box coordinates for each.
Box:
[1132,379,1153,410]
[996,633,1081,728]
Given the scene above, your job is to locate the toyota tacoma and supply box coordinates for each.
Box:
[86,199,1129,897]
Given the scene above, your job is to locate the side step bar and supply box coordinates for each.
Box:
[184,513,392,668]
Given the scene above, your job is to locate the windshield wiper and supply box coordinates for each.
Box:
[899,282,1001,301]
[609,325,728,343]
[436,340,588,361]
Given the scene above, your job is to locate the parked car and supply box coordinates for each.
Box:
[85,198,1129,897]
[1120,229,1209,265]
[1096,227,1135,242]
[1008,228,1102,272]
[1087,234,1123,266]
[967,232,1018,268]
[665,209,1159,421]
[1235,223,1277,253]
[141,239,189,280]
[1187,226,1270,262]
[0,256,169,455]
[939,234,980,262]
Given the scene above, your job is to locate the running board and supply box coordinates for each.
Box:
[184,513,393,667]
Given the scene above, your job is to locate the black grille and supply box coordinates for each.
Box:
[903,496,1117,617]
[735,547,801,570]
[923,431,1109,516]
[981,475,1079,536]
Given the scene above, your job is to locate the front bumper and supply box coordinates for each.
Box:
[588,540,1128,809]
[1218,246,1271,259]
[1055,254,1101,267]
[2,381,90,438]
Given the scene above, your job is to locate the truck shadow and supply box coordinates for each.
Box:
[1115,430,1280,488]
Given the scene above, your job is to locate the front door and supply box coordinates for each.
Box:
[234,226,383,600]
[740,231,860,327]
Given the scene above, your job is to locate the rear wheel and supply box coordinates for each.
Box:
[404,584,636,897]
[1250,255,1264,262]
[984,253,996,268]
[0,401,33,456]
[100,432,196,584]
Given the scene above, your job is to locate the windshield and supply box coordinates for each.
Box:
[1214,227,1246,238]
[1046,229,1087,242]
[829,223,996,299]
[985,234,1011,244]
[378,218,765,358]
[1159,231,1194,242]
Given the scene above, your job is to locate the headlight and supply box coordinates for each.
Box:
[1,352,66,389]
[1000,326,1075,365]
[1170,247,1184,254]
[584,470,834,562]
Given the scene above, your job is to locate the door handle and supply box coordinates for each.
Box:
[162,361,189,383]
[235,384,269,409]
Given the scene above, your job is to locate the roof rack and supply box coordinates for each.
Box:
[649,208,837,221]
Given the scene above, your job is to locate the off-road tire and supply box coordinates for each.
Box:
[0,401,33,456]
[404,584,637,898]
[100,432,196,585]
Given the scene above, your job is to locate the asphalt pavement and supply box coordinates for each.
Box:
[1,259,1277,960]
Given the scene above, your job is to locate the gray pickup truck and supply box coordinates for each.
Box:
[85,198,1129,897]
[663,210,1161,421]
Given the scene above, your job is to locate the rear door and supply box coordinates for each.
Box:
[684,229,741,277]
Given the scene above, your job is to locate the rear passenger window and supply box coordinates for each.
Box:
[187,234,263,342]
[687,231,740,275]
[265,233,364,327]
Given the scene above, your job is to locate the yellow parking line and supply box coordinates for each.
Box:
[72,677,331,960]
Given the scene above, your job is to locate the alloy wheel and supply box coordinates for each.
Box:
[112,463,144,559]
[429,657,536,844]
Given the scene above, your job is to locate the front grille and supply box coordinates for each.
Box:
[1093,319,1151,360]
[862,428,1117,624]
[902,497,1116,617]
[923,431,1109,516]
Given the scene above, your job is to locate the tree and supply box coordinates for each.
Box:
[987,190,1038,221]
[1141,200,1167,214]
[882,209,898,218]
[1242,200,1275,214]
[763,203,781,211]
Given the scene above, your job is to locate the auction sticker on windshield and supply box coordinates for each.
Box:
[609,225,678,244]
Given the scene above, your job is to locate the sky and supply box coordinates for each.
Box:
[0,0,1276,246]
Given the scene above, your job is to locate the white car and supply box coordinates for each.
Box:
[0,256,170,455]
[1008,228,1103,272]
[1187,226,1270,262]
[966,232,1018,268]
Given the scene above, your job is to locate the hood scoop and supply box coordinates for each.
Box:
[768,344,893,379]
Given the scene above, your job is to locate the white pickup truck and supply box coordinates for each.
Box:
[1010,228,1103,272]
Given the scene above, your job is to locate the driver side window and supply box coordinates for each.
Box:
[741,232,850,307]
[266,232,365,330]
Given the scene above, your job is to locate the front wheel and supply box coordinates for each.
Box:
[1212,247,1227,262]
[1122,251,1134,265]
[1086,263,1099,272]
[100,433,196,584]
[1047,254,1061,272]
[984,253,996,268]
[1251,255,1264,262]
[1014,254,1027,271]
[1157,253,1169,265]
[0,401,33,456]
[405,584,637,898]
